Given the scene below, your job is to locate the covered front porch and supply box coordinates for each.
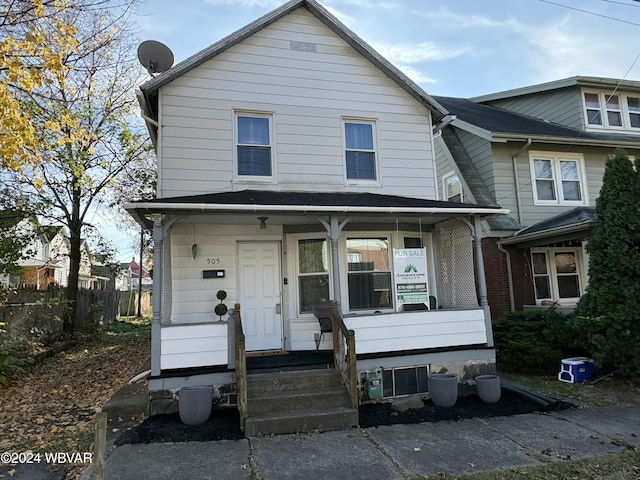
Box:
[126,190,508,431]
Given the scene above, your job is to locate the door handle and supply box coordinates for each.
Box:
[275,303,281,314]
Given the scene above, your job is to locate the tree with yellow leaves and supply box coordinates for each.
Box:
[1,0,154,331]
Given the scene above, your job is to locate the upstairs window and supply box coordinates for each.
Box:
[583,91,640,131]
[530,152,586,206]
[236,114,272,177]
[442,172,463,202]
[628,96,640,128]
[344,121,377,181]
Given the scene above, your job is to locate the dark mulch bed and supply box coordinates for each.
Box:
[116,390,565,445]
[358,391,540,428]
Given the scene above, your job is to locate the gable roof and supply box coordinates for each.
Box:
[434,95,640,147]
[137,0,450,137]
[471,76,640,103]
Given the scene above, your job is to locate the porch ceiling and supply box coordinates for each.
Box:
[125,189,509,228]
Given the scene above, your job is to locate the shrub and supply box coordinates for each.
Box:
[493,309,582,374]
[575,148,640,380]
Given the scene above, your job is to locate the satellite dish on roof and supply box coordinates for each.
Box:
[137,40,174,76]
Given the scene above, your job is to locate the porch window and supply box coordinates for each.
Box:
[236,114,272,177]
[298,239,330,313]
[530,152,586,205]
[347,237,392,310]
[531,249,582,302]
[344,120,376,180]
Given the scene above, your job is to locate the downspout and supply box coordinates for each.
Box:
[471,216,493,347]
[496,242,515,312]
[512,138,532,225]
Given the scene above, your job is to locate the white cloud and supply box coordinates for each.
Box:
[371,41,468,64]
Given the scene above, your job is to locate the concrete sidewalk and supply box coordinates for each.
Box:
[99,406,640,479]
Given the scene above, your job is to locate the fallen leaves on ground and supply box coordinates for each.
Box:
[0,323,150,479]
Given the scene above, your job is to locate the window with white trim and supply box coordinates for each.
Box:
[529,151,586,205]
[236,113,272,177]
[346,237,392,310]
[582,90,640,131]
[531,249,583,303]
[344,120,377,181]
[442,172,463,202]
[297,238,330,314]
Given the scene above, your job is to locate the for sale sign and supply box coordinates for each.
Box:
[393,248,429,310]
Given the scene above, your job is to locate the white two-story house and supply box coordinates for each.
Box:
[127,0,508,433]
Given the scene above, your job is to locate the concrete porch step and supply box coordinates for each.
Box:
[244,368,358,436]
[243,406,359,437]
[246,368,344,393]
[247,387,351,415]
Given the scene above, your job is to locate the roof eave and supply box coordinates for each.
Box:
[125,201,508,216]
[499,221,595,247]
[137,0,449,124]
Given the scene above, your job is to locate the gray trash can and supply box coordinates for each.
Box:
[178,386,213,426]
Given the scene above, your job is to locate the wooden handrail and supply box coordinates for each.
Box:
[233,303,247,432]
[330,300,358,409]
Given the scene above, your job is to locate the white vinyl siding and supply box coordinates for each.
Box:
[345,309,487,355]
[160,324,228,369]
[157,9,436,199]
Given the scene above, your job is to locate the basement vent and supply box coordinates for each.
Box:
[382,365,429,398]
[290,41,318,53]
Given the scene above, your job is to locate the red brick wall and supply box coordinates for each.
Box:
[481,239,536,320]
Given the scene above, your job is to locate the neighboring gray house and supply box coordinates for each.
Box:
[126,0,508,434]
[434,77,640,319]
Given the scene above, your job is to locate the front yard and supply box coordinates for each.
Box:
[0,318,151,479]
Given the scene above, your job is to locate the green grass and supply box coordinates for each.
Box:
[95,317,151,339]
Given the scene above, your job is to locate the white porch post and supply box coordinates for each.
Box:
[150,214,164,376]
[473,216,494,347]
[316,215,351,314]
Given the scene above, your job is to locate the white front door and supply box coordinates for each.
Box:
[238,242,283,351]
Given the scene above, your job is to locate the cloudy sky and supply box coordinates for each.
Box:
[110,0,640,261]
[134,0,640,98]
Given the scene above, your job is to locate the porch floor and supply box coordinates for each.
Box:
[246,350,333,373]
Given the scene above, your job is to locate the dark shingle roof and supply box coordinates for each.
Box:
[143,189,496,210]
[516,206,596,237]
[434,96,640,145]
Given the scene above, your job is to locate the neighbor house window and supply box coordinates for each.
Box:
[297,238,330,313]
[530,152,586,205]
[531,249,582,303]
[583,90,640,130]
[442,172,463,202]
[346,237,392,310]
[236,113,272,177]
[344,120,376,180]
[628,96,640,128]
